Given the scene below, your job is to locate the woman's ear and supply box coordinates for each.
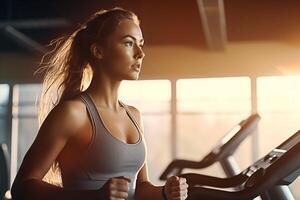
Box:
[90,43,103,59]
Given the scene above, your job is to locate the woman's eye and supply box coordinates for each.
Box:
[124,41,133,47]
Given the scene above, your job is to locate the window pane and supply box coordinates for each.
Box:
[258,76,300,112]
[177,77,252,176]
[0,84,10,149]
[120,80,171,185]
[257,76,300,198]
[257,76,300,152]
[0,84,10,105]
[119,80,171,113]
[12,84,41,171]
[177,77,251,113]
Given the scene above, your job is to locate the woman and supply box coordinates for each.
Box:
[11,7,188,200]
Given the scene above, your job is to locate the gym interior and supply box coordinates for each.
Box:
[1,0,300,199]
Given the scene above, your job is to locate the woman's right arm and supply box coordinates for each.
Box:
[11,101,101,200]
[11,100,131,200]
[11,101,95,200]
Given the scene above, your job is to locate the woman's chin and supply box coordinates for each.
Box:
[126,73,140,80]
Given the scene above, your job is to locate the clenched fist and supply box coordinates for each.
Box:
[163,176,188,200]
[99,176,131,200]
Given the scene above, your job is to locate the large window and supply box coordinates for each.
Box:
[176,77,252,177]
[257,76,300,198]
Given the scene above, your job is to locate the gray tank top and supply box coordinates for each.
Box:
[59,92,146,200]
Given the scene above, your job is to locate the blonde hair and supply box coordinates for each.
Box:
[35,7,139,186]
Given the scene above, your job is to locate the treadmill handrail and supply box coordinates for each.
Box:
[159,155,216,180]
[160,114,261,180]
[216,114,261,159]
[179,172,248,188]
[182,130,300,200]
[187,185,257,200]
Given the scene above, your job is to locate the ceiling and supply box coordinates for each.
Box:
[1,0,300,53]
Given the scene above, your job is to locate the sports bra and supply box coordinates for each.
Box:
[59,92,146,199]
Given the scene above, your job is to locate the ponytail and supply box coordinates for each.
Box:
[36,28,92,125]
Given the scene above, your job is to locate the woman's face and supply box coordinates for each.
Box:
[99,19,145,80]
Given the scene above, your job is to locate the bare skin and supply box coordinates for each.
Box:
[12,19,188,200]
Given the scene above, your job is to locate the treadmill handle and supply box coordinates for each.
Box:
[159,155,216,180]
[180,173,248,188]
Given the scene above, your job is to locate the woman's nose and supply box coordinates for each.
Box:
[134,45,145,60]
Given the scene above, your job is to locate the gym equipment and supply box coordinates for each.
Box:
[160,114,261,180]
[181,130,300,200]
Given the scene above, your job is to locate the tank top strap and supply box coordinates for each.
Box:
[79,92,101,143]
[118,101,143,135]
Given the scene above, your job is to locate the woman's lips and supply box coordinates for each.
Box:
[132,63,141,72]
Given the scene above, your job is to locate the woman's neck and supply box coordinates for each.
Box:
[86,72,122,111]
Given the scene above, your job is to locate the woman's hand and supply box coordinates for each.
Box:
[98,176,131,200]
[164,176,188,200]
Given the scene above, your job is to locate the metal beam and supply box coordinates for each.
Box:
[0,18,71,29]
[196,0,227,50]
[3,26,47,54]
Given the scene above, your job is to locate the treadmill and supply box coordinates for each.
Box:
[181,130,300,200]
[160,114,261,180]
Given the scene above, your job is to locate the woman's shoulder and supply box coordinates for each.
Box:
[33,96,89,148]
[127,104,140,114]
[124,104,141,118]
[55,96,85,118]
[42,96,87,133]
[123,103,144,130]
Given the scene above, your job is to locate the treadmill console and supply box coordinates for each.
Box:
[244,148,286,178]
[243,131,300,179]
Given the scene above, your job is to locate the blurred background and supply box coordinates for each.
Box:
[1,0,300,199]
